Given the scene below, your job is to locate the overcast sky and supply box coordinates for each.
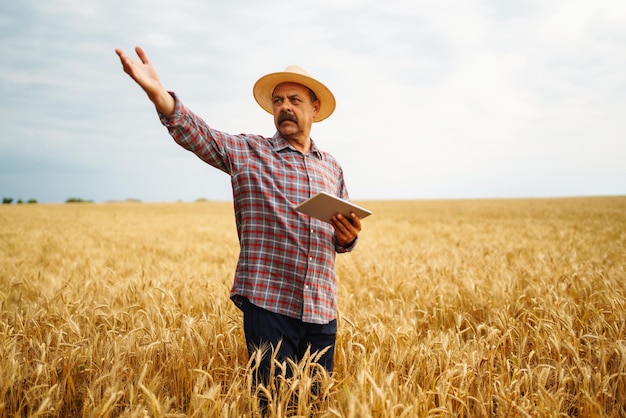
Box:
[1,0,625,203]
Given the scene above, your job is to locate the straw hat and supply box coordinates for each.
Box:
[253,66,336,122]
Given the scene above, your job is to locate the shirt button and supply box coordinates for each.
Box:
[305,284,309,290]
[309,256,313,261]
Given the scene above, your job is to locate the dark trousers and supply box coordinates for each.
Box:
[240,297,337,389]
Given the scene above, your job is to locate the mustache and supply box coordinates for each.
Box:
[278,112,298,125]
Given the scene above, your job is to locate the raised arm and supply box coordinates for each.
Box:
[115,46,175,118]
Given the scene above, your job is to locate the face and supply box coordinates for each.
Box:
[271,82,320,142]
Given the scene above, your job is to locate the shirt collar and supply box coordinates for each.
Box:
[271,132,324,160]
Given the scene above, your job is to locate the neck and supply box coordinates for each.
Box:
[282,134,311,153]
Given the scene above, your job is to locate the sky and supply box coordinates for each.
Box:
[1,0,625,203]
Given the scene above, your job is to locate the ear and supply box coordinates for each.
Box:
[312,99,321,118]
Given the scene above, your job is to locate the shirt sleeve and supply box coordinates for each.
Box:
[336,236,358,253]
[158,92,235,175]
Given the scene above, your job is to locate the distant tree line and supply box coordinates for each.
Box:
[2,197,213,204]
[2,198,38,204]
[65,198,94,203]
[2,197,95,204]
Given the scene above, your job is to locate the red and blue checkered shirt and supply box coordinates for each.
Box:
[159,94,356,324]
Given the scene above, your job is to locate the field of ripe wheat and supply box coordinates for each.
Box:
[1,197,625,417]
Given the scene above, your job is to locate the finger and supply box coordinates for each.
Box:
[337,213,358,231]
[332,214,356,240]
[329,217,343,237]
[115,48,135,75]
[115,48,131,65]
[349,212,362,232]
[331,214,350,232]
[135,46,150,65]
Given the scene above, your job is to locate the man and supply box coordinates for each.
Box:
[115,46,362,395]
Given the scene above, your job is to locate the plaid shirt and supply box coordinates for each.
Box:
[160,93,356,324]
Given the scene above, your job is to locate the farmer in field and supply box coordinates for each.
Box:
[115,46,361,400]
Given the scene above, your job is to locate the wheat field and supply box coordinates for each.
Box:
[1,197,624,417]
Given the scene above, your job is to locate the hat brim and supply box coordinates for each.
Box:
[253,71,336,122]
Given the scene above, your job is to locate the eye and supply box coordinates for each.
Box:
[272,97,282,105]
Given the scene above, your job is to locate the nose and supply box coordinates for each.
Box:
[279,100,292,113]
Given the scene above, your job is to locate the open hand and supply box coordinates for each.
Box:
[115,46,174,116]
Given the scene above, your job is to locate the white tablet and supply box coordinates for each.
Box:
[294,191,372,223]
